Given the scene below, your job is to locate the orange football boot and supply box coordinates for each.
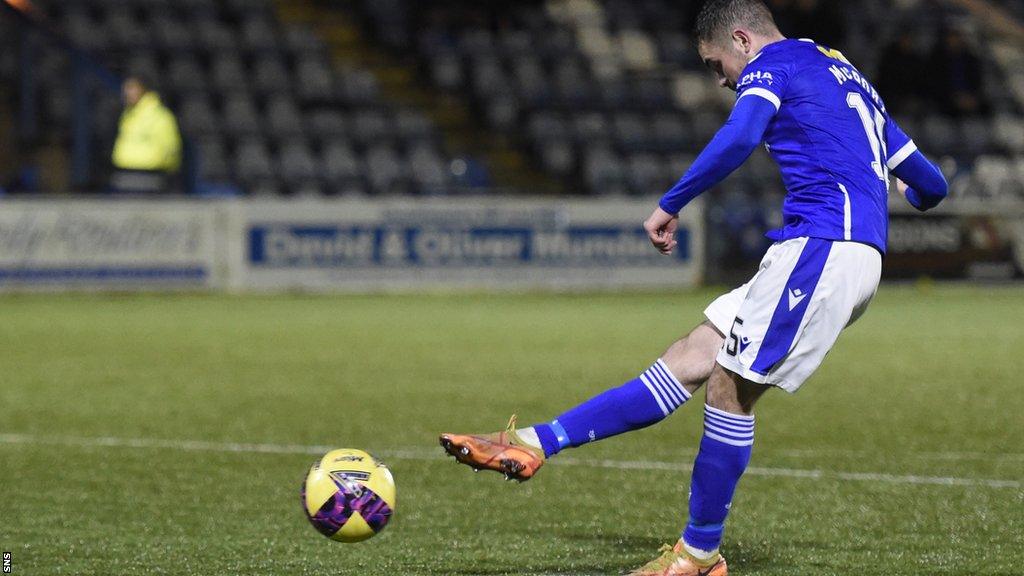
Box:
[627,541,727,576]
[439,415,546,482]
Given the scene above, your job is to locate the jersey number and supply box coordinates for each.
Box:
[846,92,888,181]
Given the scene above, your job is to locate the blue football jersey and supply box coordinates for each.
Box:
[735,39,918,253]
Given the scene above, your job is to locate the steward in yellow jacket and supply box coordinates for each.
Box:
[111,77,181,178]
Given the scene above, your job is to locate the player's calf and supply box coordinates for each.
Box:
[527,357,693,457]
[440,323,722,480]
[681,366,765,564]
[524,323,722,458]
[439,359,692,481]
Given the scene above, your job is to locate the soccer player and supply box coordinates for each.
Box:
[440,1,949,574]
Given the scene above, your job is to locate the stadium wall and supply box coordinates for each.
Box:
[0,198,705,292]
[886,202,1024,280]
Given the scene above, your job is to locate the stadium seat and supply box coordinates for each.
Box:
[234,137,275,183]
[196,18,237,52]
[179,94,222,137]
[152,12,194,52]
[528,112,568,143]
[612,113,649,152]
[305,109,349,145]
[211,54,249,92]
[651,112,692,151]
[266,96,304,139]
[167,56,208,94]
[350,110,393,145]
[626,153,665,195]
[253,56,292,95]
[278,139,321,189]
[485,97,520,131]
[513,58,552,105]
[430,54,464,91]
[408,144,451,192]
[570,112,611,144]
[993,114,1024,154]
[959,118,993,156]
[583,147,627,195]
[196,137,232,181]
[470,57,510,99]
[498,29,533,58]
[224,0,274,18]
[618,29,658,71]
[222,93,263,137]
[365,144,409,195]
[283,24,326,57]
[394,110,436,143]
[65,11,110,52]
[923,116,958,156]
[321,141,365,194]
[336,68,381,106]
[296,59,336,104]
[538,140,576,177]
[241,16,278,52]
[108,12,150,50]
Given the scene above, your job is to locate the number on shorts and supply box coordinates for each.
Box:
[725,317,744,357]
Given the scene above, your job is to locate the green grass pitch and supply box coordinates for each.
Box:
[1,286,1022,575]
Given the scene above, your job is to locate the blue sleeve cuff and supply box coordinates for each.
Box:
[659,199,679,216]
[892,150,948,212]
[904,187,925,211]
[904,186,943,212]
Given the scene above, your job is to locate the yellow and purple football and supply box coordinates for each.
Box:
[301,449,396,542]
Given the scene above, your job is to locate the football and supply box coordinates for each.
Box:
[301,449,396,542]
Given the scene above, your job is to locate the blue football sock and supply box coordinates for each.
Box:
[533,359,691,457]
[683,405,755,553]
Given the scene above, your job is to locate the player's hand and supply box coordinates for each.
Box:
[643,207,678,255]
[896,178,909,198]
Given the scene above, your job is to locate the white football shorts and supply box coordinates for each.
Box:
[704,237,882,393]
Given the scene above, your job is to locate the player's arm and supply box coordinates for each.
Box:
[644,95,777,254]
[885,121,948,212]
[660,95,776,215]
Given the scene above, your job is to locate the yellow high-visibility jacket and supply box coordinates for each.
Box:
[111,92,182,172]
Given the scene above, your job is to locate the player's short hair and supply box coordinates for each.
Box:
[694,0,779,45]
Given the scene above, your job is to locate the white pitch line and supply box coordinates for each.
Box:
[774,447,1024,462]
[1,432,1019,490]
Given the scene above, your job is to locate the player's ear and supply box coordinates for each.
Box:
[731,28,753,54]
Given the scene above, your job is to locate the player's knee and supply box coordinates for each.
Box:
[662,322,723,387]
[705,365,765,416]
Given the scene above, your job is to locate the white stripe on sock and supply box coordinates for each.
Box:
[654,360,691,400]
[705,404,754,422]
[703,404,755,447]
[703,413,755,433]
[651,358,692,399]
[639,373,671,416]
[705,430,755,447]
[704,422,754,441]
[647,367,684,406]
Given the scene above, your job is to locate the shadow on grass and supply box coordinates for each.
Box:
[428,564,631,576]
[414,533,666,576]
[412,532,789,575]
